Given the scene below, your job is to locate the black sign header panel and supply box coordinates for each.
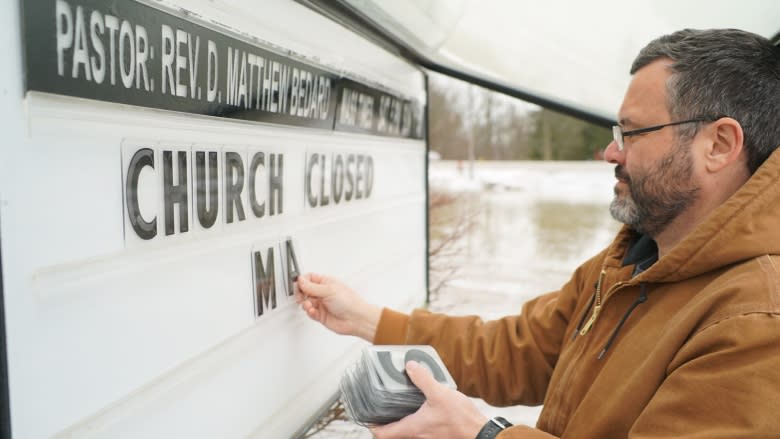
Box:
[22,0,424,138]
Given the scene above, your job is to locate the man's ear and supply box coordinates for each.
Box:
[704,117,744,173]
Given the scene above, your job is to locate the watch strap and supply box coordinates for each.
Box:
[476,416,513,439]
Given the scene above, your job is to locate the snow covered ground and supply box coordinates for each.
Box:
[304,160,621,438]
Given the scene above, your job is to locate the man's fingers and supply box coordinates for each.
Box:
[406,361,441,399]
[300,296,319,312]
[306,272,333,284]
[297,274,331,298]
[299,299,321,321]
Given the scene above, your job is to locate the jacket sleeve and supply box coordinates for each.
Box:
[629,312,780,438]
[373,259,597,407]
[497,425,558,438]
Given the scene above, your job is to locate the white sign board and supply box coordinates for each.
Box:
[0,0,427,437]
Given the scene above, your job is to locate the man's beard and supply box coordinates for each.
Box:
[609,142,700,237]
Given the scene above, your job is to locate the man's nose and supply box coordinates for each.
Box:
[603,139,624,165]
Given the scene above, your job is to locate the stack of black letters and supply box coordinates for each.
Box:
[340,345,456,426]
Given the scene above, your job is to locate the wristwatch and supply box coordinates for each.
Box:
[476,416,513,439]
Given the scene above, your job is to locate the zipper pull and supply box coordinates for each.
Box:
[580,304,601,335]
[580,269,606,336]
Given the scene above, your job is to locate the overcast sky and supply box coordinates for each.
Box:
[367,0,780,118]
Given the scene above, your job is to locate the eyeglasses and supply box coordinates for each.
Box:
[612,116,723,151]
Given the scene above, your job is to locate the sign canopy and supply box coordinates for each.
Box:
[317,0,780,125]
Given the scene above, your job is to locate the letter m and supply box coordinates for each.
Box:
[226,47,240,106]
[253,247,277,317]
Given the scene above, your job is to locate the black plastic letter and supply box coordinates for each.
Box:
[163,150,189,235]
[305,153,319,207]
[331,154,344,204]
[195,151,219,228]
[319,153,329,206]
[344,154,355,201]
[355,155,364,200]
[364,155,373,198]
[284,238,300,297]
[269,154,283,215]
[253,247,276,317]
[248,151,265,218]
[224,151,246,223]
[376,349,448,386]
[126,148,157,240]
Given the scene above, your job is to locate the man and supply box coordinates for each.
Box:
[297,29,780,438]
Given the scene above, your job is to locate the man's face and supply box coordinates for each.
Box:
[609,141,699,236]
[608,59,701,237]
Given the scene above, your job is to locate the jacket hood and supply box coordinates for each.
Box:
[619,147,780,283]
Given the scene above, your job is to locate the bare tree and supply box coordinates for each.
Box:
[428,74,470,159]
[427,189,478,299]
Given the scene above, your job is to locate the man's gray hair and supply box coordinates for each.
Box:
[632,29,780,174]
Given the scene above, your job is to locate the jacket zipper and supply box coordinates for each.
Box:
[548,269,610,433]
[548,268,644,431]
[579,270,629,335]
[579,270,606,335]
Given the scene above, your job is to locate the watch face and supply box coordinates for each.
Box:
[491,416,513,429]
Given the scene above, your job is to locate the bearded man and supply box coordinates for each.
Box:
[297,28,780,439]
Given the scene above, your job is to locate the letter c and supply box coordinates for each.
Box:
[126,148,157,239]
[305,154,319,207]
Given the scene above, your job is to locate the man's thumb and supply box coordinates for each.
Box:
[406,361,440,398]
[370,418,412,439]
[297,273,329,298]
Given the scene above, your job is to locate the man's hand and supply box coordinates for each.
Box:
[295,273,382,342]
[372,361,488,439]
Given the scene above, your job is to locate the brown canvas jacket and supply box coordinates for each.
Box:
[374,149,780,438]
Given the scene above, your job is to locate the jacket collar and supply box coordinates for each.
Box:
[607,147,780,283]
[622,234,658,276]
